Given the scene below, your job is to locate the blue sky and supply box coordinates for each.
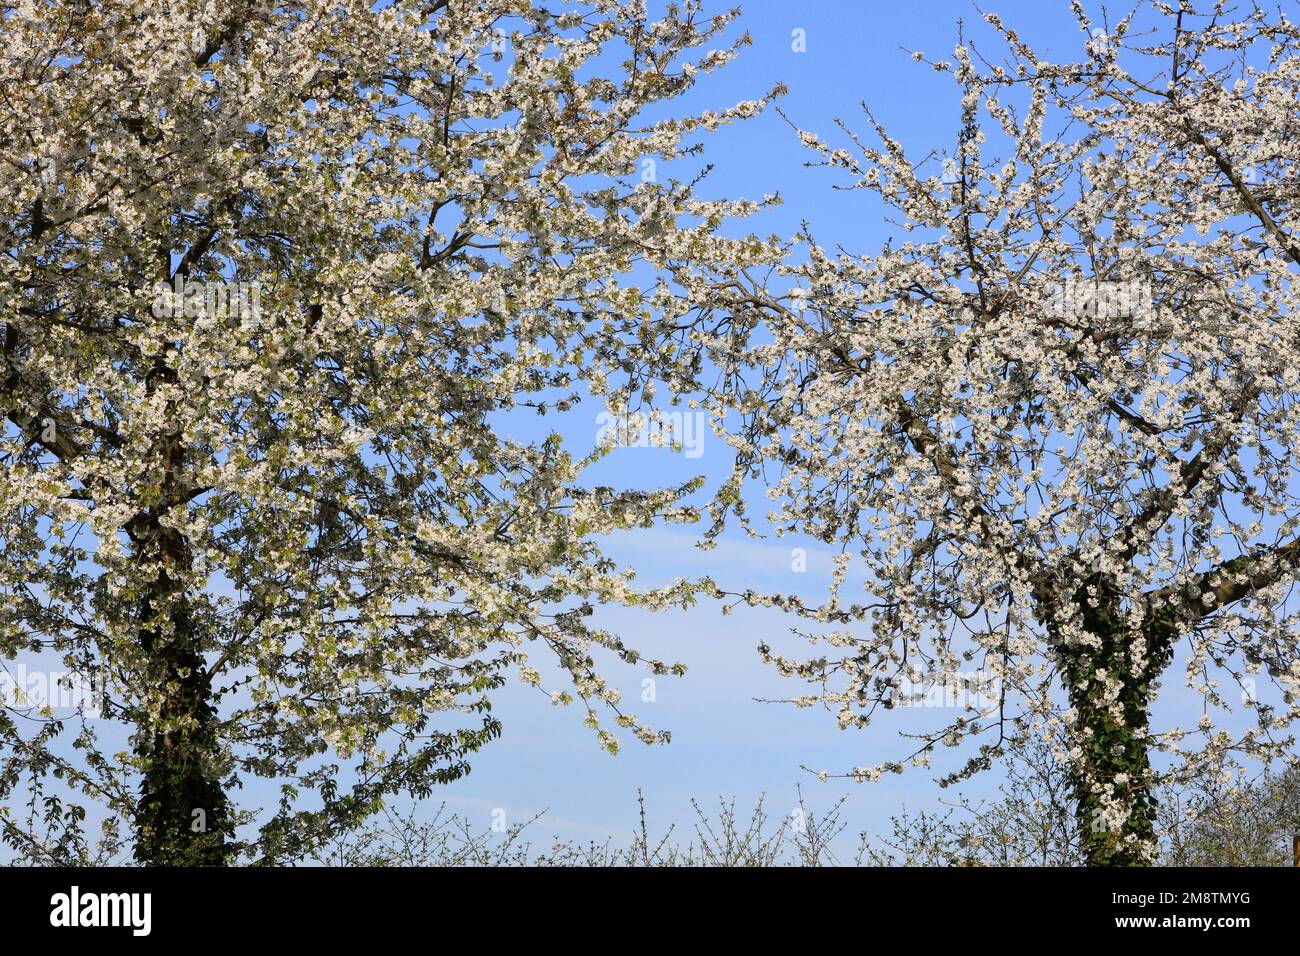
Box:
[9,0,1258,863]
[425,0,1110,852]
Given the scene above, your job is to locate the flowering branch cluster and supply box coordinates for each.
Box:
[0,0,777,864]
[693,1,1300,865]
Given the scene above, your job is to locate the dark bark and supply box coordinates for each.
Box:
[130,364,231,865]
[131,520,231,866]
[1054,583,1175,867]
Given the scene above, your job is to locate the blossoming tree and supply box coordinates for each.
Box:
[696,1,1300,865]
[0,0,773,864]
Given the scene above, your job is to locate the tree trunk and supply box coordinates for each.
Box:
[130,414,231,865]
[132,535,231,866]
[1055,589,1174,866]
